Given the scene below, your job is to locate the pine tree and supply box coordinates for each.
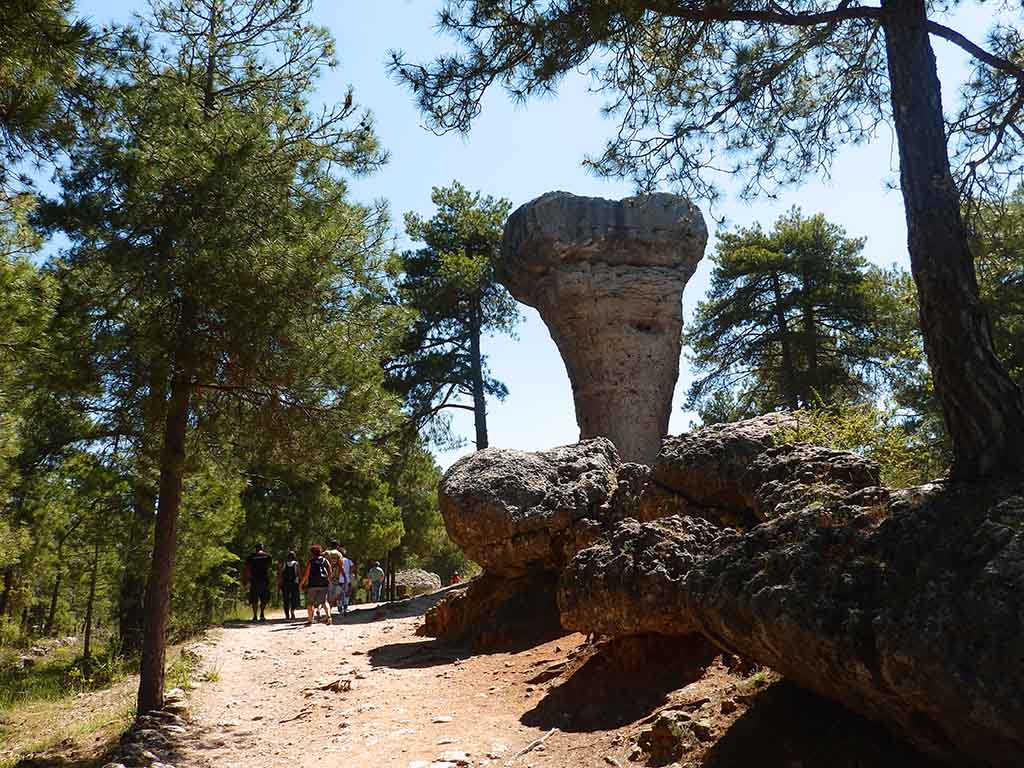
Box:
[41,0,400,712]
[390,182,518,450]
[686,210,890,420]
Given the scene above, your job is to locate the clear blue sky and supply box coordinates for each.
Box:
[73,0,995,468]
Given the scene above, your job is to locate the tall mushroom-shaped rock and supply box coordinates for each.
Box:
[501,192,707,464]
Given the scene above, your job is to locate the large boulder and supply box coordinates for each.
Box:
[427,438,620,647]
[501,191,707,464]
[394,569,442,597]
[438,438,620,576]
[560,480,1024,766]
[650,413,880,526]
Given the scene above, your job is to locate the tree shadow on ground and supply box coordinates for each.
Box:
[367,637,473,669]
[702,681,944,768]
[522,635,717,733]
[11,744,118,768]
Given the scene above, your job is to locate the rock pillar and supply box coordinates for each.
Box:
[501,191,707,464]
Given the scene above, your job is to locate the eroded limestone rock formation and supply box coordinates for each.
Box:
[421,438,622,646]
[394,568,442,597]
[429,411,1024,764]
[560,483,1024,766]
[501,191,707,464]
[437,438,621,575]
[557,417,1024,767]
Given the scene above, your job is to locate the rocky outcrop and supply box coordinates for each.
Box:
[438,438,620,576]
[560,481,1024,766]
[424,439,621,646]
[394,569,442,597]
[419,572,563,650]
[645,413,881,526]
[559,515,740,637]
[501,191,707,464]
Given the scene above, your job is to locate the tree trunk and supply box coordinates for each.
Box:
[468,301,489,449]
[121,368,165,655]
[44,566,62,636]
[800,257,819,402]
[136,369,192,714]
[118,507,151,655]
[82,541,99,677]
[770,272,800,409]
[44,520,80,636]
[882,0,1024,479]
[0,568,12,615]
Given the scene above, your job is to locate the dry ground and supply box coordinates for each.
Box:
[3,588,944,768]
[166,590,939,768]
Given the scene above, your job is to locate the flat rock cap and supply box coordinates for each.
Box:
[501,191,707,276]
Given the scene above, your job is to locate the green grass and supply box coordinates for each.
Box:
[0,641,197,768]
[164,646,201,692]
[0,646,130,712]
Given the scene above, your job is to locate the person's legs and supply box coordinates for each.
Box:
[249,586,259,620]
[256,582,268,621]
[305,590,315,624]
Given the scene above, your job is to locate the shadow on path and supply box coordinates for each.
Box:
[702,681,943,768]
[522,635,716,733]
[367,637,473,669]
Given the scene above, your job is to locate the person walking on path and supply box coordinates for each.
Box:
[242,543,272,622]
[369,561,385,603]
[338,548,354,616]
[325,539,344,613]
[300,544,332,625]
[280,551,301,620]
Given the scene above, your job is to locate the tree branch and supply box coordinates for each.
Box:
[639,2,1024,81]
[926,20,1024,82]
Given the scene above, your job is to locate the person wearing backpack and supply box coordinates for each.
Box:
[280,551,301,620]
[299,544,332,626]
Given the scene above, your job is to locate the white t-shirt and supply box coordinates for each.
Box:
[340,557,353,584]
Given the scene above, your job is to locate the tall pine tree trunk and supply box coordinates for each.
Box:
[469,301,489,449]
[120,368,164,656]
[136,368,192,713]
[44,566,62,637]
[118,487,153,655]
[82,541,99,677]
[800,259,819,401]
[0,568,12,616]
[770,272,800,409]
[881,0,1024,479]
[44,520,80,636]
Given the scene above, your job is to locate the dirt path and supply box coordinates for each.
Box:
[175,593,628,768]
[166,590,942,768]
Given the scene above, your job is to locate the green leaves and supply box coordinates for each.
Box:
[686,209,892,420]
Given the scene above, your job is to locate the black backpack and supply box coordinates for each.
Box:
[283,561,298,584]
[308,556,329,587]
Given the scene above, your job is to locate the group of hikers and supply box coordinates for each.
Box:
[241,540,386,625]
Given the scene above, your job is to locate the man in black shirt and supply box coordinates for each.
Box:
[243,543,272,622]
